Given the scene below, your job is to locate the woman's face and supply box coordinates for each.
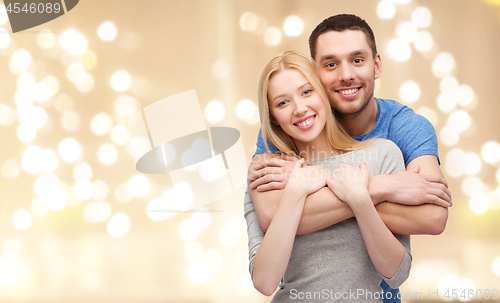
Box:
[267,68,327,145]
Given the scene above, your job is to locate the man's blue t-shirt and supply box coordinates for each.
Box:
[255,97,440,166]
[253,98,440,302]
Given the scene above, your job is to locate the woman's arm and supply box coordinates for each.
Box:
[251,160,329,296]
[327,162,406,279]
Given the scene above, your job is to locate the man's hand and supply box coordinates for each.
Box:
[369,165,452,208]
[248,153,298,191]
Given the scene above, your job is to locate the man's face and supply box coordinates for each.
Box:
[314,30,381,117]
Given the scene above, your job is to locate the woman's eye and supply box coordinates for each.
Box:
[277,100,287,107]
[303,89,312,96]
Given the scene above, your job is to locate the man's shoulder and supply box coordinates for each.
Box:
[376,97,415,118]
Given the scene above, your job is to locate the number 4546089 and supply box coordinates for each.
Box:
[5,2,61,14]
[443,288,498,300]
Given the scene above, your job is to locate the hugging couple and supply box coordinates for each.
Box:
[243,14,452,303]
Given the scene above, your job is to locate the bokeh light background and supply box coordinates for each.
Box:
[0,0,500,302]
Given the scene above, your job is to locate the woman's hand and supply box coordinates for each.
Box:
[287,159,330,196]
[327,161,370,207]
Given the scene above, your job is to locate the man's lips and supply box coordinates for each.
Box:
[335,87,361,98]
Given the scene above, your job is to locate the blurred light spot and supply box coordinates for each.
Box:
[78,50,98,70]
[440,76,459,93]
[59,29,88,55]
[438,275,459,296]
[173,183,193,210]
[445,148,465,178]
[204,100,225,124]
[414,31,433,52]
[399,81,420,103]
[110,70,132,92]
[493,256,500,277]
[388,39,411,62]
[66,62,85,83]
[30,197,49,217]
[97,143,118,165]
[36,31,55,49]
[263,27,281,46]
[396,22,417,42]
[0,252,20,285]
[437,92,456,113]
[458,278,476,300]
[128,174,149,197]
[237,273,254,295]
[432,52,455,78]
[447,110,471,134]
[75,72,95,93]
[90,113,113,136]
[107,213,131,238]
[114,95,138,117]
[412,7,432,28]
[416,106,438,127]
[212,58,231,80]
[54,93,74,113]
[236,99,256,121]
[3,238,22,254]
[17,123,36,143]
[0,27,9,49]
[58,138,83,164]
[191,209,212,230]
[24,106,48,129]
[15,90,33,112]
[481,141,500,164]
[1,159,20,180]
[110,124,129,145]
[82,272,102,291]
[34,174,62,198]
[377,0,396,19]
[74,180,94,200]
[455,85,475,107]
[188,262,210,284]
[17,73,36,90]
[0,103,15,126]
[83,201,111,223]
[463,152,481,176]
[147,197,177,221]
[239,12,259,32]
[461,177,485,197]
[12,209,32,230]
[0,6,7,25]
[469,193,489,214]
[22,145,42,174]
[199,159,223,182]
[283,16,303,37]
[9,49,32,74]
[220,217,246,247]
[40,149,58,173]
[42,75,60,96]
[203,249,223,273]
[184,242,203,261]
[115,183,132,203]
[496,167,500,184]
[91,180,108,201]
[61,110,80,132]
[179,219,200,241]
[73,162,93,181]
[97,21,117,41]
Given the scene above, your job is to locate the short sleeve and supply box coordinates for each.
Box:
[380,233,412,289]
[243,188,265,277]
[390,109,440,166]
[254,127,280,156]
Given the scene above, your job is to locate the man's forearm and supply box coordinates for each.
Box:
[376,202,448,235]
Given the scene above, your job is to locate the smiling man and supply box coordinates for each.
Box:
[245,14,451,302]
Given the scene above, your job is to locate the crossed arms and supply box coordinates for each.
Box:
[248,153,451,236]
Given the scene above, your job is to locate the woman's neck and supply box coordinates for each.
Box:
[293,128,337,160]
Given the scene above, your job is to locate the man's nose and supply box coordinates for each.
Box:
[338,64,355,82]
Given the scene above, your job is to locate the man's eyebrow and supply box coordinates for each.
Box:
[318,50,369,62]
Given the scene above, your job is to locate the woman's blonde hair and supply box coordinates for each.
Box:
[258,50,375,157]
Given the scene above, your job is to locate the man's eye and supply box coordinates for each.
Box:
[326,63,336,68]
[353,58,363,63]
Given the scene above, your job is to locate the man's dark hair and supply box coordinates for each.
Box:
[309,14,377,60]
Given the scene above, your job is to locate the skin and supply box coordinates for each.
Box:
[248,29,451,236]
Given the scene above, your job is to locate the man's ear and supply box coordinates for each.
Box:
[374,53,382,80]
